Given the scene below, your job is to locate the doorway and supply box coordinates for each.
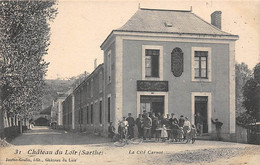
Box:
[195,96,208,133]
[140,96,164,115]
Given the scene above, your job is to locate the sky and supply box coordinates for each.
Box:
[44,0,260,79]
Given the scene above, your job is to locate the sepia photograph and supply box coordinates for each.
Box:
[0,0,259,164]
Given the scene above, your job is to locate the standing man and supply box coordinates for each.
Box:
[169,113,178,125]
[178,115,185,127]
[108,122,115,141]
[169,113,178,140]
[151,113,159,138]
[211,118,223,141]
[143,114,152,140]
[126,113,135,139]
[135,114,143,138]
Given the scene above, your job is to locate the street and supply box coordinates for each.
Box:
[10,126,110,145]
[0,126,258,165]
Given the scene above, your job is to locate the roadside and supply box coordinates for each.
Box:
[0,126,259,165]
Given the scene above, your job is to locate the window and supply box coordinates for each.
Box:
[99,71,103,93]
[99,100,102,124]
[191,47,211,82]
[90,78,93,98]
[80,108,83,124]
[108,97,111,123]
[107,51,111,83]
[194,51,208,78]
[86,106,89,124]
[145,49,159,77]
[90,104,93,124]
[142,45,163,80]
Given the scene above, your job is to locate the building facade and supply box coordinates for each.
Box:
[62,8,238,140]
[51,92,66,125]
[63,64,105,134]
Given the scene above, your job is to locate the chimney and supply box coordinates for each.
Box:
[211,11,222,29]
[94,58,97,69]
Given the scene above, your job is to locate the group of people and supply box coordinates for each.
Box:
[108,111,197,142]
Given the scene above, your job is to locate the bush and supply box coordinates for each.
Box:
[3,125,28,141]
[4,126,20,141]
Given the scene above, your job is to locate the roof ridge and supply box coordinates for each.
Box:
[140,7,191,12]
[191,12,232,35]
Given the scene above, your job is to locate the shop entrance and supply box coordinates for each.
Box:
[140,96,164,116]
[195,96,208,133]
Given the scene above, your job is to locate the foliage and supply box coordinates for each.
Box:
[42,79,74,109]
[242,62,260,123]
[235,62,252,115]
[0,1,58,118]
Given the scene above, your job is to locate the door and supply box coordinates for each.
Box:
[140,96,164,115]
[195,96,208,133]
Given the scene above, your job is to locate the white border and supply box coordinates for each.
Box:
[137,92,168,117]
[191,92,212,133]
[142,45,163,80]
[191,47,212,82]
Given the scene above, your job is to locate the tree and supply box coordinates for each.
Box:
[239,62,260,126]
[235,62,252,116]
[0,1,58,123]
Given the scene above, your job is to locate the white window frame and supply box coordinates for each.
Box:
[107,50,112,84]
[191,92,212,133]
[142,45,163,80]
[191,47,212,82]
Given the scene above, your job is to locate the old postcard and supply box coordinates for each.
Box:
[0,0,259,164]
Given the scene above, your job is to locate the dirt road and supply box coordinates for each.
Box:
[0,126,259,165]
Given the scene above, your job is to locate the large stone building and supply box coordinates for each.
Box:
[62,8,239,140]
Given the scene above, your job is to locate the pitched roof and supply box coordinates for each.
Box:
[116,8,235,36]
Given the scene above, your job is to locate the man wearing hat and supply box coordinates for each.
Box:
[126,113,135,139]
[211,118,223,141]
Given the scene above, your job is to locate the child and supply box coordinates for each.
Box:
[177,127,184,141]
[189,124,197,143]
[161,125,168,142]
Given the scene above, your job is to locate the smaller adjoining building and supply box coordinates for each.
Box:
[63,64,104,134]
[51,92,66,126]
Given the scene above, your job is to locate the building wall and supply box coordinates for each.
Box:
[103,42,116,133]
[63,95,72,130]
[121,39,231,135]
[71,65,104,133]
